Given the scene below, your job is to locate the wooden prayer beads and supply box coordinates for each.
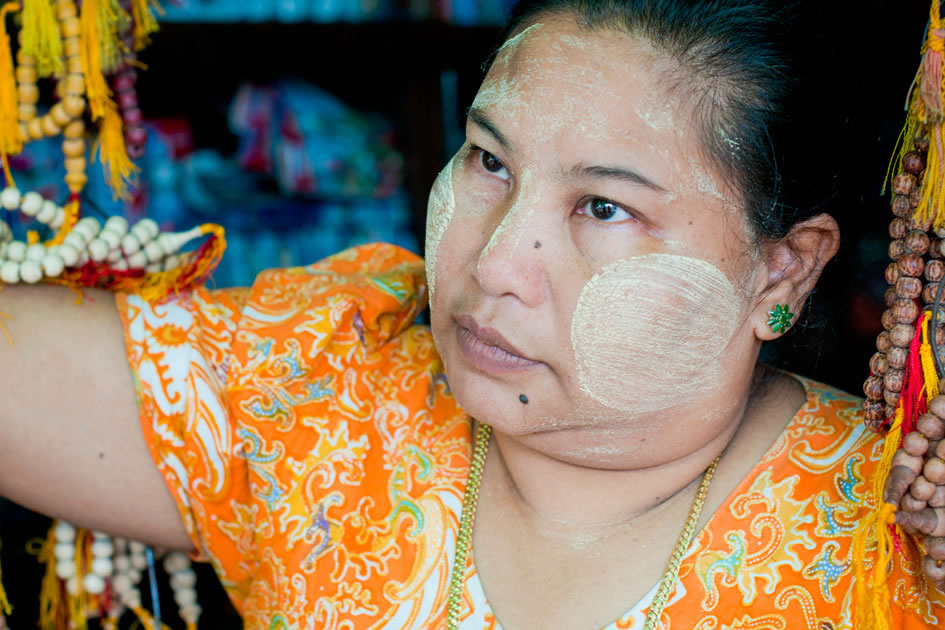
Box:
[862,130,945,431]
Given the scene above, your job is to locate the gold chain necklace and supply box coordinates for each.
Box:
[445,423,720,630]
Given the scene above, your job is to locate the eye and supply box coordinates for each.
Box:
[577,198,635,224]
[476,148,510,181]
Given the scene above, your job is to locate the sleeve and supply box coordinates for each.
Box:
[115,243,427,607]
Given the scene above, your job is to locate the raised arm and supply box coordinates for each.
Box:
[0,284,191,550]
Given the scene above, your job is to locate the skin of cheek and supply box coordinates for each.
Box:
[570,253,741,416]
[424,156,457,300]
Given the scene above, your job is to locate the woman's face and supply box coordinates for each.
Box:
[427,17,767,467]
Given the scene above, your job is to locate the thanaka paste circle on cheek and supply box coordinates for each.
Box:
[570,253,739,415]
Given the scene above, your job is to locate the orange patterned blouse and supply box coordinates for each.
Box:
[116,243,945,629]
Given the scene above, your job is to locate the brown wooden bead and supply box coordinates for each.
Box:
[886,403,899,418]
[924,283,940,304]
[889,218,908,239]
[902,493,927,512]
[870,352,889,375]
[17,103,35,123]
[904,431,931,457]
[40,115,59,137]
[932,238,945,259]
[63,74,84,96]
[911,185,925,208]
[64,171,87,194]
[887,345,909,369]
[17,84,38,105]
[911,475,937,501]
[863,399,885,422]
[897,276,923,299]
[892,194,913,217]
[62,138,84,159]
[927,260,945,283]
[890,240,908,261]
[885,287,898,307]
[916,128,932,152]
[50,103,71,127]
[885,368,906,393]
[906,231,931,255]
[892,298,920,324]
[882,309,896,330]
[64,157,85,175]
[890,324,914,347]
[920,410,945,439]
[908,212,934,232]
[927,536,945,559]
[924,457,945,484]
[931,488,945,509]
[864,375,885,400]
[62,95,85,119]
[63,120,84,140]
[877,331,893,353]
[893,173,918,195]
[26,117,42,140]
[884,389,902,407]
[899,253,925,277]
[15,66,36,85]
[903,151,927,174]
[886,262,900,285]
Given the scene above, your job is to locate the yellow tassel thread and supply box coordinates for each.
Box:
[21,0,63,77]
[853,402,904,630]
[134,223,226,301]
[80,0,137,199]
[46,196,79,245]
[130,0,160,50]
[0,538,12,616]
[0,153,15,189]
[921,313,941,400]
[65,528,90,630]
[38,525,61,630]
[0,2,22,161]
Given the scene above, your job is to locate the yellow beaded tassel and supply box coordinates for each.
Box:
[20,0,63,77]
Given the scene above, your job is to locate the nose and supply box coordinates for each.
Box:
[474,187,548,306]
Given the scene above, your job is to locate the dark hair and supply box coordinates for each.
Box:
[491,0,805,242]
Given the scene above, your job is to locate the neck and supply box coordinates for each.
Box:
[478,373,765,542]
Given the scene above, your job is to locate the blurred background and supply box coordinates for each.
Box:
[0,0,938,627]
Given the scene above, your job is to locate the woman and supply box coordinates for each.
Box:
[0,0,940,628]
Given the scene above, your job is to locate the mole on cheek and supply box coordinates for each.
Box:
[570,254,739,415]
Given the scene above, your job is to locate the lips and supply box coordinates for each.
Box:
[454,314,542,373]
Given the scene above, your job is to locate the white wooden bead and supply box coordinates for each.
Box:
[5,241,26,262]
[41,254,64,277]
[121,233,141,254]
[104,216,128,234]
[127,541,145,554]
[73,218,100,241]
[143,240,164,263]
[25,243,45,261]
[122,589,141,608]
[111,573,132,593]
[36,200,58,224]
[137,218,159,239]
[114,555,131,572]
[164,255,181,271]
[173,586,197,606]
[88,238,109,261]
[0,243,6,259]
[20,259,41,283]
[91,557,114,577]
[77,251,88,265]
[55,521,76,541]
[20,191,42,216]
[99,228,121,250]
[91,540,114,556]
[50,207,65,230]
[127,250,147,269]
[157,227,203,255]
[0,261,19,283]
[163,552,190,573]
[54,542,75,560]
[83,573,106,595]
[0,220,10,240]
[55,560,76,579]
[65,576,80,595]
[0,187,20,210]
[179,603,202,624]
[58,242,79,266]
[63,232,85,250]
[130,553,147,571]
[169,569,196,589]
[127,568,142,583]
[113,258,128,271]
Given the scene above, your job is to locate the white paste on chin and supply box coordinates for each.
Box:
[424,157,457,299]
[571,254,739,415]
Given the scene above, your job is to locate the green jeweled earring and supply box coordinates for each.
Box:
[767,304,795,334]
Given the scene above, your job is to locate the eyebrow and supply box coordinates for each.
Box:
[467,107,512,153]
[573,164,670,194]
[467,106,670,194]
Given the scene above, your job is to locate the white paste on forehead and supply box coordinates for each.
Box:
[424,157,457,299]
[571,253,739,415]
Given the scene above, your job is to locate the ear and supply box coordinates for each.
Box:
[750,213,841,341]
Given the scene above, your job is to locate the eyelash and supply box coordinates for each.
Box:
[468,145,639,225]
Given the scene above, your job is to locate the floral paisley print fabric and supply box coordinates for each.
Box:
[116,243,945,629]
